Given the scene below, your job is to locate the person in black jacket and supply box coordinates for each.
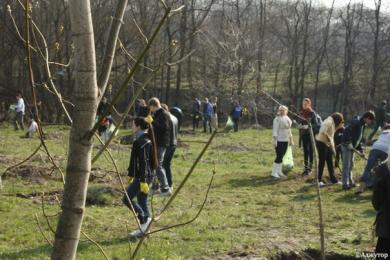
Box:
[298,98,319,176]
[148,97,172,196]
[372,152,390,256]
[123,117,158,237]
[341,111,375,190]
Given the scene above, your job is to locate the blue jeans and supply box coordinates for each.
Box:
[341,145,354,187]
[123,178,150,224]
[360,149,387,187]
[203,114,212,133]
[163,145,176,187]
[156,146,169,192]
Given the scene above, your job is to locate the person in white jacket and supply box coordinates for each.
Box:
[272,105,294,178]
[14,92,25,130]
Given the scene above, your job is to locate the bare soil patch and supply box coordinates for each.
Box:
[4,165,62,184]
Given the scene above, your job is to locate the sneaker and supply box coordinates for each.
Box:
[319,181,326,188]
[271,172,280,179]
[129,217,152,237]
[140,217,152,233]
[160,189,172,197]
[302,170,312,176]
[130,229,142,237]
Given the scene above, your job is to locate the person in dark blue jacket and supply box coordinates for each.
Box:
[123,117,158,237]
[372,154,390,255]
[230,101,242,132]
[341,111,375,190]
[203,98,213,133]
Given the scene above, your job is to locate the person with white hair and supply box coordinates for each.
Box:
[372,148,390,255]
[271,105,294,178]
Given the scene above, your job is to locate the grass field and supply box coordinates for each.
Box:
[0,124,378,259]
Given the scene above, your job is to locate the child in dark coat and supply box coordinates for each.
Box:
[123,117,158,237]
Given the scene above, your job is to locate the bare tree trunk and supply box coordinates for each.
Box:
[255,0,267,94]
[97,0,129,101]
[298,0,311,106]
[165,16,172,104]
[51,0,98,259]
[175,0,187,105]
[313,0,334,107]
[369,0,381,101]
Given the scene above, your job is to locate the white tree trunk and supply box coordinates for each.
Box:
[51,0,97,259]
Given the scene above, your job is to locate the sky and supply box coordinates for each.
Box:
[314,0,390,12]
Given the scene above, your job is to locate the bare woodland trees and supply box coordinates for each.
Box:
[2,1,390,120]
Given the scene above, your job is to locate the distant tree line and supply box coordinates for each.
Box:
[0,0,389,123]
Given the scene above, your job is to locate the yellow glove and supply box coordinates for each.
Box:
[145,115,153,124]
[128,176,133,183]
[140,182,149,194]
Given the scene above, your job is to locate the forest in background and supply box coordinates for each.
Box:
[0,0,389,123]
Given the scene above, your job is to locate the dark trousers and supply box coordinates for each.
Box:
[275,142,288,164]
[192,114,200,130]
[301,134,313,171]
[123,178,150,224]
[203,114,212,133]
[163,145,176,188]
[376,237,390,256]
[232,118,239,132]
[316,141,338,183]
[14,111,24,130]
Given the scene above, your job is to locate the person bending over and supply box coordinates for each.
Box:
[358,124,390,194]
[315,113,344,187]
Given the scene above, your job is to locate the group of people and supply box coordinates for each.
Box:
[272,97,389,191]
[122,97,179,237]
[191,97,244,133]
[272,98,390,255]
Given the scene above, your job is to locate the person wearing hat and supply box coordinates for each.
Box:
[271,105,294,178]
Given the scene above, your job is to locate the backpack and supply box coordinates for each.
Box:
[312,112,323,134]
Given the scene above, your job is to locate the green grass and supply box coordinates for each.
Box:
[0,124,378,259]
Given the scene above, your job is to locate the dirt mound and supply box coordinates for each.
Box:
[276,249,356,260]
[0,155,18,165]
[86,185,122,206]
[215,142,252,152]
[201,249,355,260]
[90,168,121,184]
[45,131,66,140]
[5,165,62,184]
